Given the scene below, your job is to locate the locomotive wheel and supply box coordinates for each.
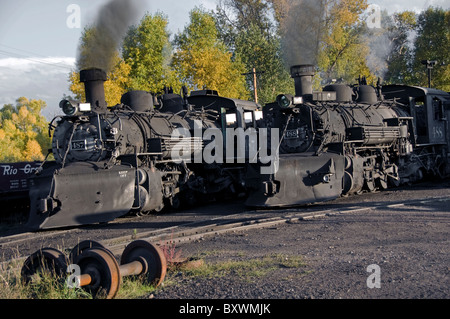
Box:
[134,209,152,217]
[69,240,106,263]
[388,175,401,187]
[21,248,68,284]
[342,171,353,196]
[120,240,167,286]
[376,175,389,190]
[170,195,181,210]
[74,247,121,299]
[365,179,376,193]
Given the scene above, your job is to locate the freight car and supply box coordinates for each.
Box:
[0,162,42,221]
[0,162,41,199]
[245,65,450,207]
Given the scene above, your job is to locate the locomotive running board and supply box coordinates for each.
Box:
[26,162,136,230]
[245,153,345,207]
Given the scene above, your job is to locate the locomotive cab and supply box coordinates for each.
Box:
[382,85,449,146]
[383,85,450,177]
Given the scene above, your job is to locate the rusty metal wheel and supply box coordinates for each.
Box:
[74,247,121,299]
[21,248,68,284]
[120,240,167,286]
[69,240,105,263]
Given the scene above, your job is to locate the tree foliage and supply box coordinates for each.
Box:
[0,98,50,162]
[122,12,179,93]
[235,23,294,103]
[383,7,449,91]
[317,0,373,83]
[383,11,417,84]
[413,7,450,90]
[215,0,293,104]
[172,8,249,99]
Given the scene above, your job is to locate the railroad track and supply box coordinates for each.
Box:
[115,195,449,254]
[1,194,448,272]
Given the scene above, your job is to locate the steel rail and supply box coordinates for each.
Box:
[1,195,449,273]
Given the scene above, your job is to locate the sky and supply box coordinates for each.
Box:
[0,0,449,119]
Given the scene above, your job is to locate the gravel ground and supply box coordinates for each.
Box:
[1,181,448,305]
[152,181,450,300]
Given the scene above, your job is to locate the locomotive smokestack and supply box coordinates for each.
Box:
[290,65,315,99]
[80,68,107,111]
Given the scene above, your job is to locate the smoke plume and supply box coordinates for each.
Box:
[278,0,325,67]
[365,28,392,79]
[77,0,142,72]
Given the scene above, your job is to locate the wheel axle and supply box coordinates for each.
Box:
[21,240,167,299]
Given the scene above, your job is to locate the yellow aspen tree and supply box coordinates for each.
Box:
[0,98,50,162]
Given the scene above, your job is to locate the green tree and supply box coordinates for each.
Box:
[0,98,50,162]
[122,12,179,93]
[235,23,294,104]
[172,7,249,99]
[413,7,450,90]
[215,0,293,104]
[384,11,417,84]
[216,0,275,36]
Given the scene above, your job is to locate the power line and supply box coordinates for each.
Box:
[0,44,75,71]
[0,43,53,59]
[0,50,74,71]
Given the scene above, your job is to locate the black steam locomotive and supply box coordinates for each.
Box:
[27,68,261,230]
[245,65,450,207]
[26,65,450,230]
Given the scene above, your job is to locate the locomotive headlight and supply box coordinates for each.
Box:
[277,94,293,108]
[60,100,79,116]
[59,100,92,116]
[277,94,303,108]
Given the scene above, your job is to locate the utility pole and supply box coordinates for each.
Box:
[421,60,437,88]
[242,68,264,103]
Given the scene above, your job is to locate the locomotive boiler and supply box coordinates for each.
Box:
[27,68,261,230]
[245,64,450,207]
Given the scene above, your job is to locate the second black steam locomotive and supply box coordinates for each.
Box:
[245,65,450,207]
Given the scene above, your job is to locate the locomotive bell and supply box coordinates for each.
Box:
[80,68,107,111]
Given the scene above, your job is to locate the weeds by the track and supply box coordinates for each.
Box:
[0,250,307,299]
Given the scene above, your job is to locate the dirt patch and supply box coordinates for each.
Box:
[153,183,450,299]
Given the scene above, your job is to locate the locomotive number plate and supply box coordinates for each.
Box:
[71,140,87,151]
[285,130,299,139]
